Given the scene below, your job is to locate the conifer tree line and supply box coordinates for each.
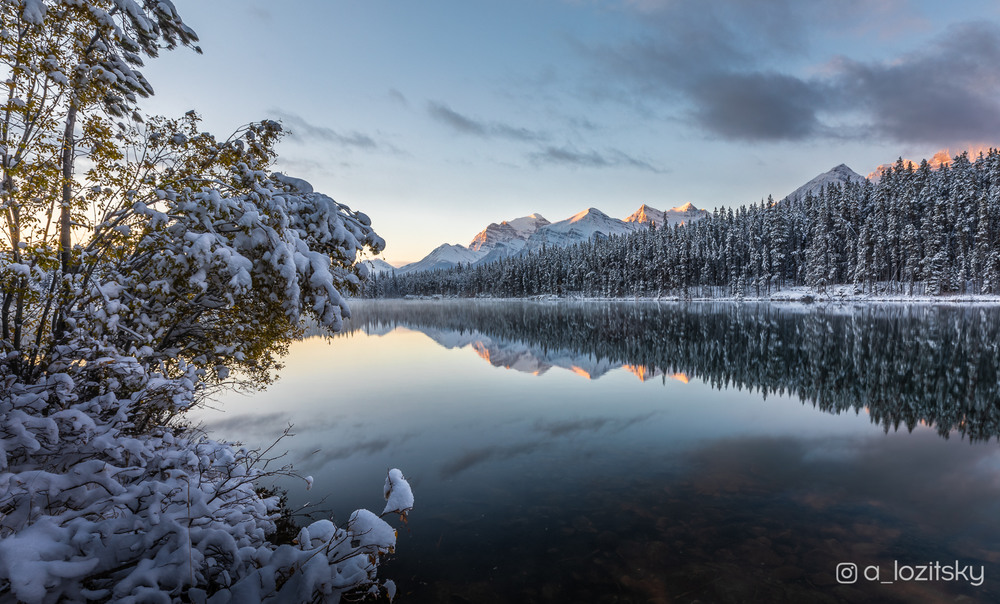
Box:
[343,300,1000,442]
[366,151,1000,298]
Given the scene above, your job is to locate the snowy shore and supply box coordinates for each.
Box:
[380,285,1000,305]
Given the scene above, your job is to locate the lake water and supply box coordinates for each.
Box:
[192,300,1000,603]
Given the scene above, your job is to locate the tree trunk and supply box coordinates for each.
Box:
[52,104,78,344]
[60,104,77,274]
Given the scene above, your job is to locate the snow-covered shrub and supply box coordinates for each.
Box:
[0,329,412,602]
[0,3,406,600]
[0,339,413,601]
[0,135,406,599]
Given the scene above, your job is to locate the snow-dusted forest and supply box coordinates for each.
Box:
[0,2,410,602]
[366,152,1000,299]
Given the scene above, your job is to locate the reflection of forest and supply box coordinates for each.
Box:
[339,300,1000,442]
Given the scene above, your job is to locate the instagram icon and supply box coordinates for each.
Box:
[836,563,858,584]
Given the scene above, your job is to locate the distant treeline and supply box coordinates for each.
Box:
[342,300,1000,442]
[364,151,1000,298]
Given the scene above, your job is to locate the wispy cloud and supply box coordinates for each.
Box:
[530,144,663,172]
[272,156,341,174]
[427,101,546,142]
[268,109,401,153]
[388,88,409,106]
[244,4,272,22]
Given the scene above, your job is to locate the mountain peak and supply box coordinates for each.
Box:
[626,204,665,225]
[626,203,709,227]
[569,207,608,223]
[783,164,864,202]
[469,213,550,253]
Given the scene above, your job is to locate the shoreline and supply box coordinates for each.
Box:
[355,288,1000,305]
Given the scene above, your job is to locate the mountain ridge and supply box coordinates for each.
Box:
[391,203,706,274]
[376,165,863,275]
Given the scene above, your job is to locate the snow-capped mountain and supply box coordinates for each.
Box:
[466,213,551,265]
[360,258,396,274]
[396,243,486,274]
[400,204,709,274]
[782,164,864,202]
[397,165,860,275]
[522,208,643,253]
[395,214,549,274]
[469,213,550,252]
[625,202,710,228]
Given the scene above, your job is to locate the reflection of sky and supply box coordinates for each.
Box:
[193,324,1000,599]
[195,326,994,507]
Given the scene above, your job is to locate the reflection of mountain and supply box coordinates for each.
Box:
[342,300,1000,441]
[360,324,619,379]
[621,365,690,383]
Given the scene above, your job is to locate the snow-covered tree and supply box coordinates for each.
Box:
[1,2,409,602]
[367,149,1000,300]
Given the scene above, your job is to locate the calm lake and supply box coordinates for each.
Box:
[192,300,1000,603]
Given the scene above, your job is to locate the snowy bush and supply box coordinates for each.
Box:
[0,345,413,601]
[1,1,407,601]
[0,123,407,600]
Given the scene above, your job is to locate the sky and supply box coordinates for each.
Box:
[140,0,1000,265]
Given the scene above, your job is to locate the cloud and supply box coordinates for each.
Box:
[530,144,663,172]
[689,71,825,141]
[272,155,339,177]
[578,2,831,141]
[425,102,661,169]
[244,4,272,22]
[388,88,408,106]
[586,1,1000,146]
[826,22,1000,144]
[268,109,388,151]
[427,101,546,142]
[427,102,487,136]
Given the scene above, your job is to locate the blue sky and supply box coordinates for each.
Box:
[142,0,1000,265]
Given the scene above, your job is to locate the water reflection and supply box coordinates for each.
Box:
[195,300,1000,603]
[340,300,1000,442]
